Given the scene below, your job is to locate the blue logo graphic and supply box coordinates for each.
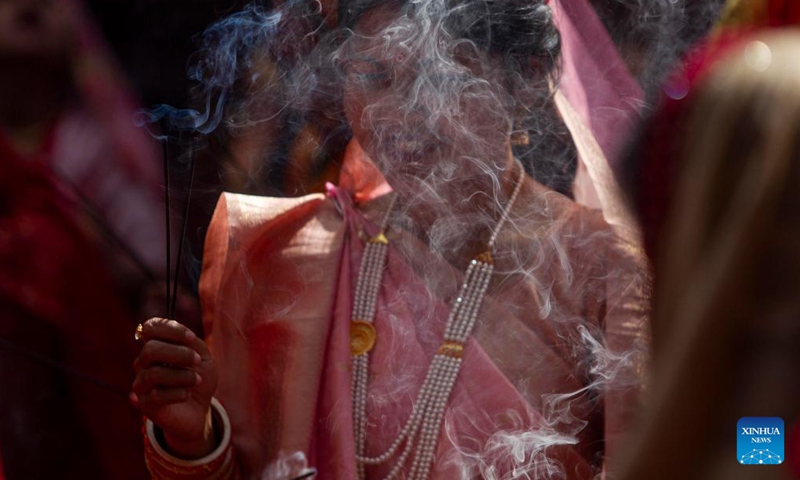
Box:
[738,417,784,465]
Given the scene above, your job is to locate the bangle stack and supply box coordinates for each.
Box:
[143,398,239,480]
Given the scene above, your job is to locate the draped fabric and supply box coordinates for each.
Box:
[551,0,643,171]
[550,0,644,243]
[0,140,148,479]
[200,148,649,479]
[0,1,164,477]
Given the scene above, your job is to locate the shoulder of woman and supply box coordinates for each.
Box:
[199,191,347,334]
[206,191,341,247]
[503,179,644,272]
[511,178,611,242]
[201,191,345,291]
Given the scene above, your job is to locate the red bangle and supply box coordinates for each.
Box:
[142,399,239,479]
[144,431,236,479]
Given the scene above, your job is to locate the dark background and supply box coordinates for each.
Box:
[86,0,255,107]
[85,0,725,109]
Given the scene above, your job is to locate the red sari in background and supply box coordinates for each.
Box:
[0,0,167,477]
[0,133,149,479]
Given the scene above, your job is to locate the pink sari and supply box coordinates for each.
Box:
[200,150,649,479]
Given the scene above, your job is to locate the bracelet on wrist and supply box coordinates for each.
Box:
[144,398,237,479]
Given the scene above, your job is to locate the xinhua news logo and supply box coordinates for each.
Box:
[738,417,784,465]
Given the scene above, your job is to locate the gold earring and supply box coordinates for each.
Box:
[511,129,530,147]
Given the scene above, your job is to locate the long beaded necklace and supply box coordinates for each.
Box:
[350,161,525,480]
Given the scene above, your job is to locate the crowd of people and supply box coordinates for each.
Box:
[1,0,799,479]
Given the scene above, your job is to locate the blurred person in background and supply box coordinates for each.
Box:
[0,0,193,478]
[616,4,800,477]
[0,0,168,284]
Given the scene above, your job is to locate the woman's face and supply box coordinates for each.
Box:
[342,3,511,193]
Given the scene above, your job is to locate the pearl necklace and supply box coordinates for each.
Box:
[350,162,525,480]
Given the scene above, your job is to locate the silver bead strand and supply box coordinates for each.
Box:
[352,163,525,479]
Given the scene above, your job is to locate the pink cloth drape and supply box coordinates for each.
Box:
[200,150,649,479]
[551,0,644,242]
[551,0,643,170]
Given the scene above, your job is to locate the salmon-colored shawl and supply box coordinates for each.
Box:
[200,154,649,479]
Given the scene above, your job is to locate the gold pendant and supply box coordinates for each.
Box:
[369,232,389,244]
[350,320,377,356]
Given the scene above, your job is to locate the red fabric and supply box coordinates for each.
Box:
[0,136,148,479]
[552,0,643,170]
[768,0,800,27]
[789,421,800,478]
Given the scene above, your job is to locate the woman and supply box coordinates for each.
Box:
[0,0,167,274]
[0,118,147,480]
[133,0,649,478]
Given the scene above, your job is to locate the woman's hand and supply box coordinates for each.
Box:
[132,318,219,459]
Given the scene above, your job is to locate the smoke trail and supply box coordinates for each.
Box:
[436,319,649,479]
[133,4,285,135]
[261,450,313,480]
[443,408,583,480]
[133,0,728,145]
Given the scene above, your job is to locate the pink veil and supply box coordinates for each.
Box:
[550,0,644,242]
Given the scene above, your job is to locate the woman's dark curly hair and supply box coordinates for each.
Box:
[337,0,578,196]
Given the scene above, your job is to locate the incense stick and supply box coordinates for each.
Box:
[170,144,196,320]
[162,139,172,318]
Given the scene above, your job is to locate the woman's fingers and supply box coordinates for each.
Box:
[133,366,201,394]
[141,317,196,345]
[135,340,201,370]
[137,388,191,408]
[187,334,211,361]
[131,318,216,428]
